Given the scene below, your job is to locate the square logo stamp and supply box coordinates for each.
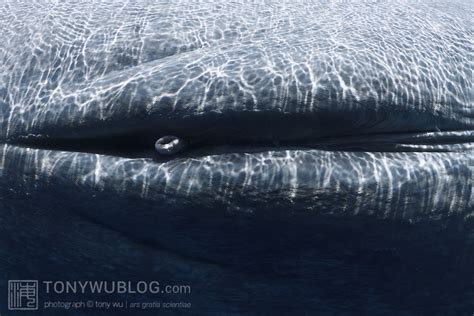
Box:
[8,280,38,310]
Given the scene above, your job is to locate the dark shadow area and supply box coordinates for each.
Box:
[0,175,473,315]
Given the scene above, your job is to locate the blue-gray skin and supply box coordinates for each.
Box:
[0,1,473,314]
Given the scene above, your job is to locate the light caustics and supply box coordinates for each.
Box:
[0,0,472,221]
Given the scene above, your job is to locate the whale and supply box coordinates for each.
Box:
[0,0,473,314]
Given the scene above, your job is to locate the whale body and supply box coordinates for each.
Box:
[0,0,472,218]
[0,1,473,314]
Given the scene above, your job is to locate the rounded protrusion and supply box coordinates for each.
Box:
[155,136,186,156]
